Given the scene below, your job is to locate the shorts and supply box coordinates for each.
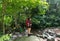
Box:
[26,26,31,28]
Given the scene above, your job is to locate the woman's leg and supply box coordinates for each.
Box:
[28,27,31,34]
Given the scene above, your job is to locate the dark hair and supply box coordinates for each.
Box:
[27,17,31,20]
[28,18,30,20]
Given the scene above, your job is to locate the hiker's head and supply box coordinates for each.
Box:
[28,17,31,20]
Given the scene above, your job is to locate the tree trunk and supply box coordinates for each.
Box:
[14,12,18,30]
[2,0,6,34]
[15,16,18,28]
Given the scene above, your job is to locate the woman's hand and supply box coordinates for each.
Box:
[28,23,29,26]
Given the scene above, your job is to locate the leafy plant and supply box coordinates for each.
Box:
[0,34,12,41]
[4,15,13,26]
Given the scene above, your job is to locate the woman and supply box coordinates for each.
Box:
[26,17,32,36]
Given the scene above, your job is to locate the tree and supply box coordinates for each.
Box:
[2,0,7,34]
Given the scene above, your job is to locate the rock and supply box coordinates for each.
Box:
[12,35,17,40]
[27,36,40,41]
[14,36,40,41]
[15,32,20,35]
[12,35,17,38]
[47,39,54,41]
[18,34,22,37]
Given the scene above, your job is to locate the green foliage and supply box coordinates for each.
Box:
[0,0,2,17]
[4,15,13,26]
[0,0,60,31]
[38,1,49,15]
[2,0,49,27]
[0,34,12,41]
[19,14,27,23]
[32,13,60,29]
[5,0,49,16]
[0,0,49,31]
[31,2,60,29]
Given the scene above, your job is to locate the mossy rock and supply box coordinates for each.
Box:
[14,36,40,41]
